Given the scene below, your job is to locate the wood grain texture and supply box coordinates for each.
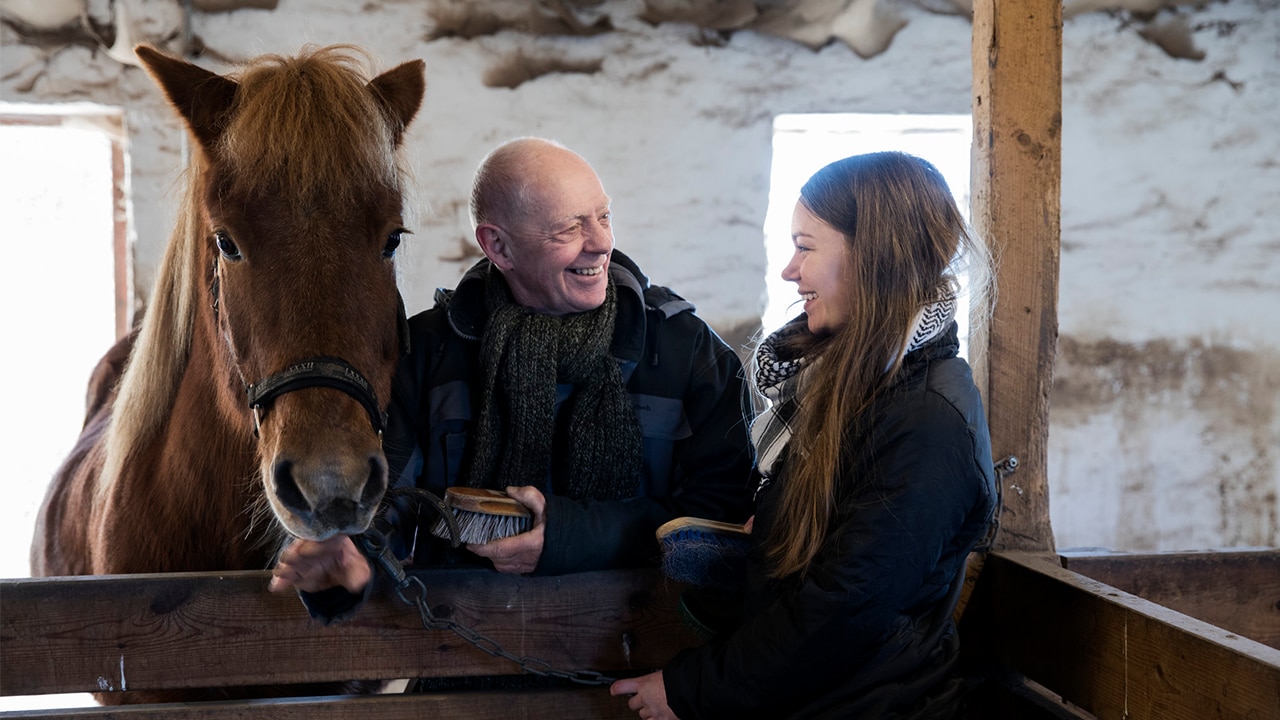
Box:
[1,689,639,719]
[1062,549,1280,650]
[964,551,1280,720]
[0,568,696,698]
[970,0,1062,552]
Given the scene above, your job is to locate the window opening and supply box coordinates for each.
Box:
[0,103,123,710]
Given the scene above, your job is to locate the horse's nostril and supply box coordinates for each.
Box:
[273,459,310,514]
[361,455,388,508]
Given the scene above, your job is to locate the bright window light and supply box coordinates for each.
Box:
[0,108,118,710]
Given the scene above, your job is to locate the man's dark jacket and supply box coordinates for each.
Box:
[378,250,755,575]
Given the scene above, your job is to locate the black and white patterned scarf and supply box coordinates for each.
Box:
[750,294,957,485]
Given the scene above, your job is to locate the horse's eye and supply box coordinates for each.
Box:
[383,229,407,259]
[215,231,242,261]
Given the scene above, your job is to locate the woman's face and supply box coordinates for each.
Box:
[782,201,852,336]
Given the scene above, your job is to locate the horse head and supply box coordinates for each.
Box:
[135,45,424,542]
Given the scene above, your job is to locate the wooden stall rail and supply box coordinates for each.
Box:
[5,554,1279,719]
[962,551,1280,720]
[1062,548,1280,651]
[0,568,697,719]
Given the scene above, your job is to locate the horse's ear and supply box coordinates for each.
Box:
[368,60,426,146]
[134,44,238,152]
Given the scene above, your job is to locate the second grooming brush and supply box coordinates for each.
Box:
[656,516,751,588]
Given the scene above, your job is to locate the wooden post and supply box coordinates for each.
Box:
[969,0,1062,552]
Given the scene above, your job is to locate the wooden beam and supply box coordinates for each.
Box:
[1,690,639,719]
[190,0,279,11]
[0,568,696,698]
[963,551,1280,720]
[1062,549,1280,650]
[970,0,1062,551]
[968,671,1101,720]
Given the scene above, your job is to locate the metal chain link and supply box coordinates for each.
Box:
[356,532,617,687]
[975,455,1019,553]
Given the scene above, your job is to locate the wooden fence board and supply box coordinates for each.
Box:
[0,568,695,698]
[964,551,1280,720]
[1062,549,1280,650]
[1,689,638,719]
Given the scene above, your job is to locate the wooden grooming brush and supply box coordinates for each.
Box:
[655,517,750,588]
[429,487,533,545]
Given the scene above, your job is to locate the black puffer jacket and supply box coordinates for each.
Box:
[663,325,997,719]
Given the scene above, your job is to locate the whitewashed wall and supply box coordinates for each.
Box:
[2,0,1276,553]
[1053,5,1279,551]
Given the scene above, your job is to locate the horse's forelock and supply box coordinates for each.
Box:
[218,46,403,203]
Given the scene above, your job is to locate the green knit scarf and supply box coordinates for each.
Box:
[464,268,643,500]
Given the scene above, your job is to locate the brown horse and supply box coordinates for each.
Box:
[30,44,425,703]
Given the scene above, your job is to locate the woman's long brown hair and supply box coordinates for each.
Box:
[760,152,994,579]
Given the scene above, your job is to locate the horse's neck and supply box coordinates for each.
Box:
[95,311,277,573]
[167,315,278,568]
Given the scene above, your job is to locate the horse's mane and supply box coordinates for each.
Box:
[99,174,203,502]
[100,47,408,503]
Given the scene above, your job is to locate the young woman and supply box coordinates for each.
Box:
[612,152,998,719]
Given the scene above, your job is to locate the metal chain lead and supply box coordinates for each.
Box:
[357,532,617,687]
[975,455,1019,553]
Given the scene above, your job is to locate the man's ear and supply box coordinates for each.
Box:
[476,224,516,270]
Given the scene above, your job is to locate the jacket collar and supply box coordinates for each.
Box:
[444,249,650,363]
[908,322,960,363]
[898,322,961,382]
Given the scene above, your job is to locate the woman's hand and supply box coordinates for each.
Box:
[465,485,547,574]
[611,670,679,720]
[268,535,371,594]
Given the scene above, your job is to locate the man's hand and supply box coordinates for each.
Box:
[269,535,372,594]
[611,670,679,719]
[466,485,546,574]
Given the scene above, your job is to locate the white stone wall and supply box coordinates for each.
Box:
[2,0,1276,552]
[1053,4,1279,551]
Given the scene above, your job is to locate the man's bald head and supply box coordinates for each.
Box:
[470,137,592,229]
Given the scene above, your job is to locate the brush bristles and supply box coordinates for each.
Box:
[430,507,532,545]
[659,526,750,588]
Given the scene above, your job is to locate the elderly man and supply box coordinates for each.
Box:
[271,138,754,609]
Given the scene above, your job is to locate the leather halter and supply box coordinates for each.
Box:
[246,357,388,438]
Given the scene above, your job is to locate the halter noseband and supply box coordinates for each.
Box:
[246,357,388,438]
[213,255,410,439]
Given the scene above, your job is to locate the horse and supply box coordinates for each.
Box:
[30,44,425,704]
